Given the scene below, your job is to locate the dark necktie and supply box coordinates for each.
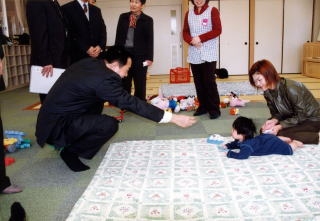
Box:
[83,3,88,13]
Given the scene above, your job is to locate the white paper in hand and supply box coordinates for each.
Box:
[29,65,65,94]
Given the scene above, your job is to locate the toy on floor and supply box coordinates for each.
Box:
[5,157,15,166]
[229,107,239,115]
[150,96,196,112]
[4,138,18,152]
[220,98,230,108]
[4,131,31,149]
[207,134,225,145]
[229,92,250,107]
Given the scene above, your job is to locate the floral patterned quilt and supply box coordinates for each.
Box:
[67,138,320,221]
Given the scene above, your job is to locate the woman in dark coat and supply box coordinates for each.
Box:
[115,0,153,101]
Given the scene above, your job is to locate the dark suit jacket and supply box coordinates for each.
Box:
[62,1,106,63]
[115,12,153,61]
[36,58,164,147]
[26,0,68,68]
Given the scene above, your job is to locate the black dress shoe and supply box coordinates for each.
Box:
[193,109,207,116]
[209,113,221,119]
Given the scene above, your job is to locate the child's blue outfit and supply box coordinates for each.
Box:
[226,133,293,159]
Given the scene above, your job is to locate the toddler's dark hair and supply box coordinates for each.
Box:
[130,0,146,5]
[232,116,256,140]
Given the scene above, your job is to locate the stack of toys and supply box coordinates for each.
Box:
[4,131,31,152]
[150,95,198,112]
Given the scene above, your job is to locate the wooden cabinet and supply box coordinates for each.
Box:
[2,45,31,90]
[302,42,320,78]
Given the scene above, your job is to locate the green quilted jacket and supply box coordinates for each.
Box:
[264,78,320,128]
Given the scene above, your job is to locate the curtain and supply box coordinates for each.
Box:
[14,0,28,34]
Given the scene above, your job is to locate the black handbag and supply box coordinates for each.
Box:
[0,75,6,91]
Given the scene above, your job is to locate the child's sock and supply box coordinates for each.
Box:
[60,148,90,172]
[9,202,26,221]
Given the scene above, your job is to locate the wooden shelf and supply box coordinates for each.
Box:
[2,45,31,90]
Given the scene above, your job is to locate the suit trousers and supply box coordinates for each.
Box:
[64,113,119,159]
[278,120,320,144]
[122,52,148,101]
[0,116,11,192]
[190,61,220,115]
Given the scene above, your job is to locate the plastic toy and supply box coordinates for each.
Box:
[207,134,225,145]
[5,157,15,166]
[4,131,31,149]
[4,138,18,152]
[5,131,25,145]
[229,107,239,115]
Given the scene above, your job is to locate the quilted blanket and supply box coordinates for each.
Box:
[67,138,320,220]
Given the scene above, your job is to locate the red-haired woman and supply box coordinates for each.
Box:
[183,0,222,119]
[248,59,320,144]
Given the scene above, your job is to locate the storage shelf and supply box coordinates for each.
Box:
[2,45,31,90]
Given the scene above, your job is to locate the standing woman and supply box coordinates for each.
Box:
[115,0,153,101]
[183,0,222,119]
[249,59,320,144]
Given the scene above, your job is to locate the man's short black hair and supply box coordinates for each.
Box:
[130,0,146,5]
[232,116,256,140]
[101,46,131,67]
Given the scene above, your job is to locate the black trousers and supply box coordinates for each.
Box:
[190,61,220,115]
[278,120,320,144]
[63,107,119,159]
[39,94,46,104]
[122,52,148,101]
[0,116,11,192]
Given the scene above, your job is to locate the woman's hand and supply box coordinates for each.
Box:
[144,60,153,66]
[191,36,202,48]
[262,118,278,132]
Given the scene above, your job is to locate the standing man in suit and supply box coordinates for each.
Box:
[62,0,107,63]
[35,46,196,172]
[26,0,69,104]
[115,0,153,101]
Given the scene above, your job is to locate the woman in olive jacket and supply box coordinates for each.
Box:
[248,59,320,144]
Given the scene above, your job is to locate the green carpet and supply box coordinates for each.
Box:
[0,87,270,221]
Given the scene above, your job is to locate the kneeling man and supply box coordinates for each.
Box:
[36,46,196,172]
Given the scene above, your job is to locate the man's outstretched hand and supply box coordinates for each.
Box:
[170,114,197,128]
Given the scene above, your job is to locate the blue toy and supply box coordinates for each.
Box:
[4,131,31,149]
[207,134,225,145]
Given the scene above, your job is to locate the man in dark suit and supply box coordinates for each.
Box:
[115,0,153,101]
[26,0,69,104]
[62,0,106,63]
[35,46,196,172]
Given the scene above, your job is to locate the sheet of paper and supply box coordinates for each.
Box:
[29,65,65,94]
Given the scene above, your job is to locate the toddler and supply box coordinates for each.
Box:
[225,116,303,159]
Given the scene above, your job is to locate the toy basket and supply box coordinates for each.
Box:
[170,67,190,84]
